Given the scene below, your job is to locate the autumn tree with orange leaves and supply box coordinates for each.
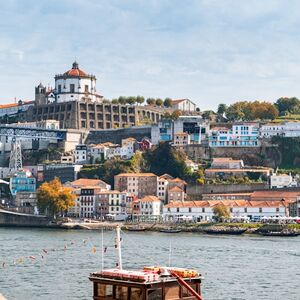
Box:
[37,178,75,218]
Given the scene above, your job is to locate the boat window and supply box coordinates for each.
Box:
[131,287,143,300]
[115,286,128,299]
[182,283,198,297]
[97,284,113,299]
[165,286,180,299]
[147,288,163,299]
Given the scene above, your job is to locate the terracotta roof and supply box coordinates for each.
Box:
[164,200,289,209]
[251,190,300,202]
[205,168,271,173]
[140,195,161,202]
[212,157,242,163]
[159,173,174,180]
[122,137,136,142]
[70,178,108,187]
[63,62,87,77]
[168,186,184,193]
[116,173,157,177]
[169,177,187,184]
[0,100,34,109]
[174,132,189,136]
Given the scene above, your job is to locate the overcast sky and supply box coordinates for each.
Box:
[1,0,300,110]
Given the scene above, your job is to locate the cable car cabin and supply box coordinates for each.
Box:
[89,267,202,300]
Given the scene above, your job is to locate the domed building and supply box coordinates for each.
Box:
[29,62,163,130]
[54,61,101,103]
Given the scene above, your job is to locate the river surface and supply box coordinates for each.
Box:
[0,228,299,300]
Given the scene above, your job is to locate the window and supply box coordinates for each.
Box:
[202,208,205,213]
[97,284,113,298]
[189,208,192,213]
[85,85,89,92]
[259,208,262,213]
[276,207,279,213]
[70,84,75,93]
[58,84,61,93]
[176,208,179,212]
[244,208,247,213]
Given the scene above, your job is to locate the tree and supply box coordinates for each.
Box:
[111,99,119,104]
[275,97,300,115]
[136,96,145,105]
[155,98,163,106]
[164,97,172,107]
[212,204,230,222]
[196,168,205,185]
[37,178,75,217]
[217,103,227,115]
[171,110,182,120]
[146,98,156,106]
[126,96,136,105]
[118,96,127,105]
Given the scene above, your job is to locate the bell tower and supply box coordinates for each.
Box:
[35,83,46,105]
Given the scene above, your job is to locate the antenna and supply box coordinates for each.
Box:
[116,225,122,270]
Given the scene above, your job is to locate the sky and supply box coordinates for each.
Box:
[1,0,300,110]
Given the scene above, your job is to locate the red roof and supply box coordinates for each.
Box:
[64,61,87,77]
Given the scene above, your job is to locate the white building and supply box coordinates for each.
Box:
[108,190,128,220]
[151,115,204,145]
[89,143,110,163]
[75,144,88,164]
[163,200,288,221]
[261,122,300,138]
[270,173,298,189]
[157,174,173,202]
[54,62,102,103]
[173,132,191,147]
[139,196,162,216]
[171,99,197,112]
[209,123,260,147]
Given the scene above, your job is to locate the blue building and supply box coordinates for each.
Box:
[10,169,36,196]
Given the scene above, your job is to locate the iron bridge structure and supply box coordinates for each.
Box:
[0,125,66,140]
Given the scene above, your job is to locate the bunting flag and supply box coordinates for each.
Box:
[1,237,110,269]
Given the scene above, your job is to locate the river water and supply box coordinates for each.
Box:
[0,228,299,300]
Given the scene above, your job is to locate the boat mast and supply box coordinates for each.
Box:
[116,225,123,270]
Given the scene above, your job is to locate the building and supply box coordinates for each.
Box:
[37,164,82,184]
[173,132,191,148]
[167,186,185,202]
[163,200,289,222]
[270,173,298,189]
[15,191,38,214]
[0,100,34,118]
[139,195,162,218]
[75,144,88,164]
[211,158,244,169]
[209,123,260,147]
[260,122,300,138]
[107,190,129,220]
[205,167,272,179]
[171,99,197,112]
[68,188,81,217]
[289,197,300,217]
[60,155,74,164]
[9,169,36,196]
[23,62,164,130]
[114,173,158,198]
[151,116,204,145]
[157,174,173,202]
[88,143,110,163]
[79,186,101,218]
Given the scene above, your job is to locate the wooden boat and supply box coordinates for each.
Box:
[89,226,203,299]
[160,228,182,233]
[259,231,299,237]
[204,227,247,235]
[127,225,146,232]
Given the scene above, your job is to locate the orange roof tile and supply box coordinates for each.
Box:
[140,195,161,202]
[71,178,108,187]
[169,186,184,193]
[164,200,289,208]
[116,173,157,177]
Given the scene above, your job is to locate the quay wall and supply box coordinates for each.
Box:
[0,209,51,227]
[187,183,270,199]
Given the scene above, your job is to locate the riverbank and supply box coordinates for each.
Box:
[58,221,300,234]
